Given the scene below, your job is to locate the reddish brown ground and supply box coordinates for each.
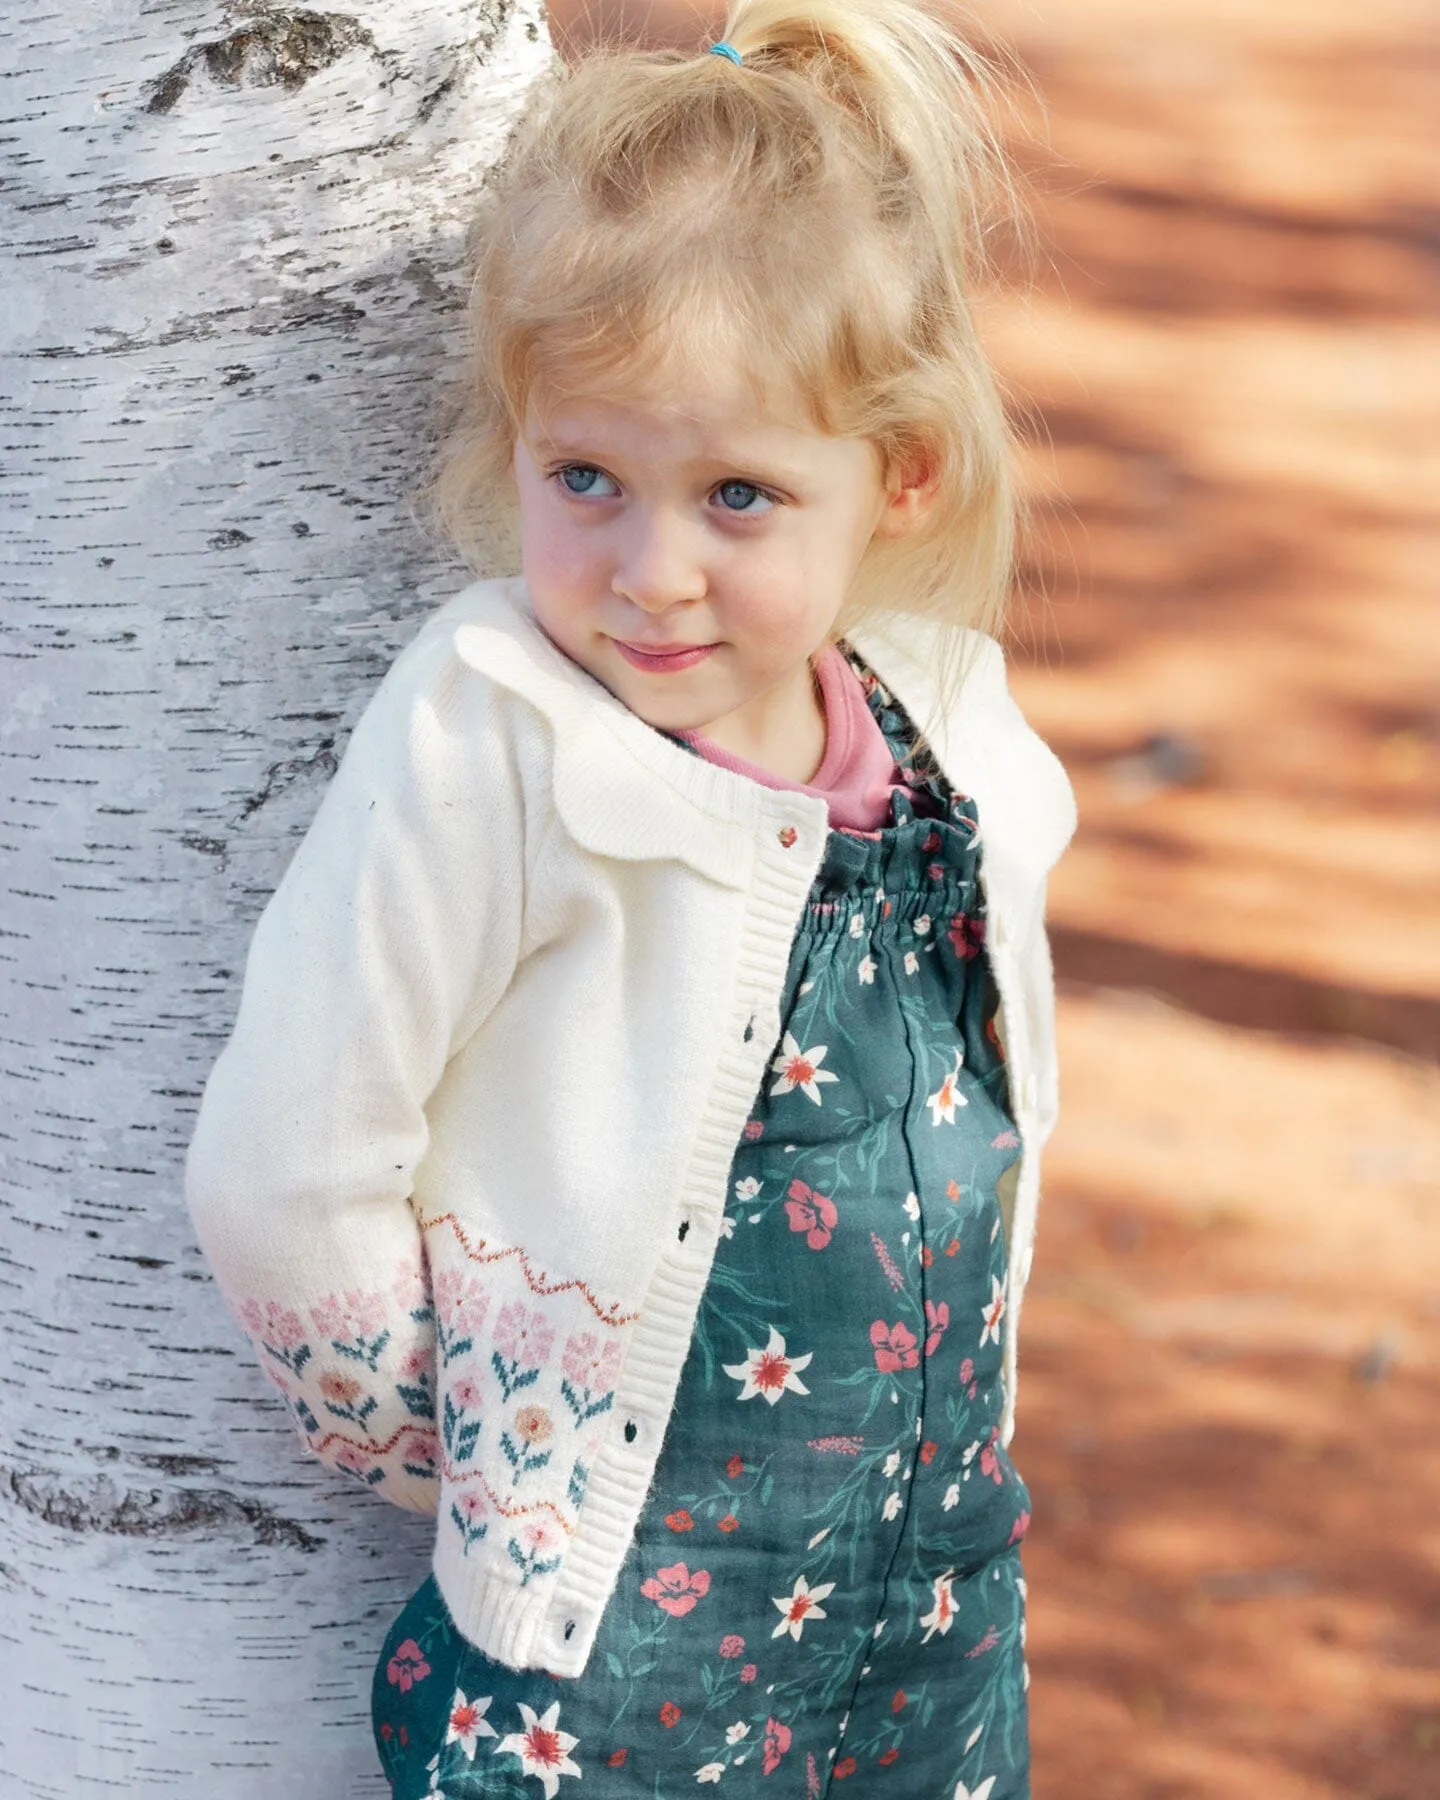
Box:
[979,1,1440,1793]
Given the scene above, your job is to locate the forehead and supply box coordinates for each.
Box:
[526,351,858,480]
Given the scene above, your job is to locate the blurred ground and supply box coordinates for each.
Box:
[979,0,1440,1792]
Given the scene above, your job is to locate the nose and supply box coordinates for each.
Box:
[610,509,706,613]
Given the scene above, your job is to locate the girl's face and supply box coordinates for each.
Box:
[512,360,919,779]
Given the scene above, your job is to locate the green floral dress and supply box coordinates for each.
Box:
[373,655,1032,1800]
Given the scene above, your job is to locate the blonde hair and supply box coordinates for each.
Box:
[434,0,1028,682]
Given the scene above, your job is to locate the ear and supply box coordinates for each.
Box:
[874,442,942,539]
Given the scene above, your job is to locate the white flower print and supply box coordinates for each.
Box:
[926,1050,968,1126]
[725,1721,750,1744]
[943,1482,961,1511]
[808,1526,831,1548]
[495,1701,581,1799]
[903,950,919,976]
[771,1573,836,1641]
[734,1176,761,1201]
[445,1690,498,1759]
[857,955,877,985]
[920,1569,957,1644]
[965,1725,983,1752]
[914,913,931,934]
[882,1490,902,1521]
[963,1439,981,1466]
[883,1449,902,1477]
[695,1765,725,1784]
[954,1781,997,1800]
[722,1326,813,1404]
[902,1192,921,1222]
[980,1275,1006,1346]
[768,1033,839,1105]
[718,1217,736,1239]
[849,913,865,939]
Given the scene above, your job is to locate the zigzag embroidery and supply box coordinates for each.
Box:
[420,1211,641,1327]
[308,1423,577,1534]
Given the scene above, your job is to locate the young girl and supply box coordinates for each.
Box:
[184,3,1075,1794]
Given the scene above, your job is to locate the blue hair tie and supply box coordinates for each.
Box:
[708,41,743,65]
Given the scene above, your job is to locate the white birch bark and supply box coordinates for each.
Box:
[0,4,549,1790]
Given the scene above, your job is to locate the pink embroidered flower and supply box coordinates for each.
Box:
[640,1561,712,1618]
[762,1716,793,1776]
[870,1320,920,1374]
[783,1180,838,1251]
[392,1256,429,1314]
[334,1444,373,1477]
[434,1270,491,1335]
[959,1358,975,1385]
[807,1434,864,1454]
[743,1120,765,1141]
[311,1289,386,1340]
[494,1302,555,1367]
[398,1346,431,1380]
[718,1634,745,1659]
[452,1489,488,1526]
[386,1638,430,1691]
[561,1331,623,1393]
[991,1129,1020,1150]
[407,1429,439,1467]
[739,1663,757,1683]
[241,1300,306,1348]
[518,1517,563,1557]
[451,1373,485,1411]
[924,1299,949,1358]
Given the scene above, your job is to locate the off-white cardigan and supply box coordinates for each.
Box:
[184,575,1076,1677]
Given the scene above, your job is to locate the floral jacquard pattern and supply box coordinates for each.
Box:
[372,649,1032,1798]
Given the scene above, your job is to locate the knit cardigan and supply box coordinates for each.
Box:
[184,575,1076,1678]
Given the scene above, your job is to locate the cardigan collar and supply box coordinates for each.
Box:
[447,577,1074,897]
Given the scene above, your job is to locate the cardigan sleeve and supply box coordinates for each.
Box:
[184,636,526,1512]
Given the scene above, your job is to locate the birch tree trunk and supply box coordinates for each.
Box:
[0,5,549,1790]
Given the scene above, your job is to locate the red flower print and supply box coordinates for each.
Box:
[980,1428,1004,1485]
[923,830,941,853]
[743,1120,765,1141]
[380,1723,393,1742]
[924,1298,949,1358]
[608,1749,629,1767]
[399,1726,408,1748]
[726,1454,746,1479]
[664,1509,694,1533]
[640,1561,712,1618]
[719,1634,746,1659]
[878,1747,900,1766]
[959,1358,975,1385]
[947,912,985,959]
[946,1179,961,1202]
[386,1639,430,1693]
[920,1246,934,1268]
[717,1514,739,1533]
[946,1240,960,1257]
[919,1440,938,1465]
[870,1320,920,1374]
[891,1689,907,1714]
[1009,1509,1031,1544]
[740,1663,757,1683]
[659,1701,682,1728]
[834,1758,857,1779]
[784,1179,838,1250]
[762,1716,793,1775]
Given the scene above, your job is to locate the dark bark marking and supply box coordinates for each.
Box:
[2,1467,326,1554]
[234,737,339,823]
[146,11,376,114]
[207,528,252,550]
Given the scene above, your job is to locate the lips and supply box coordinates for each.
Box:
[613,639,718,673]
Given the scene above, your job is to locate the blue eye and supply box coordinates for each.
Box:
[714,480,774,514]
[556,464,618,497]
